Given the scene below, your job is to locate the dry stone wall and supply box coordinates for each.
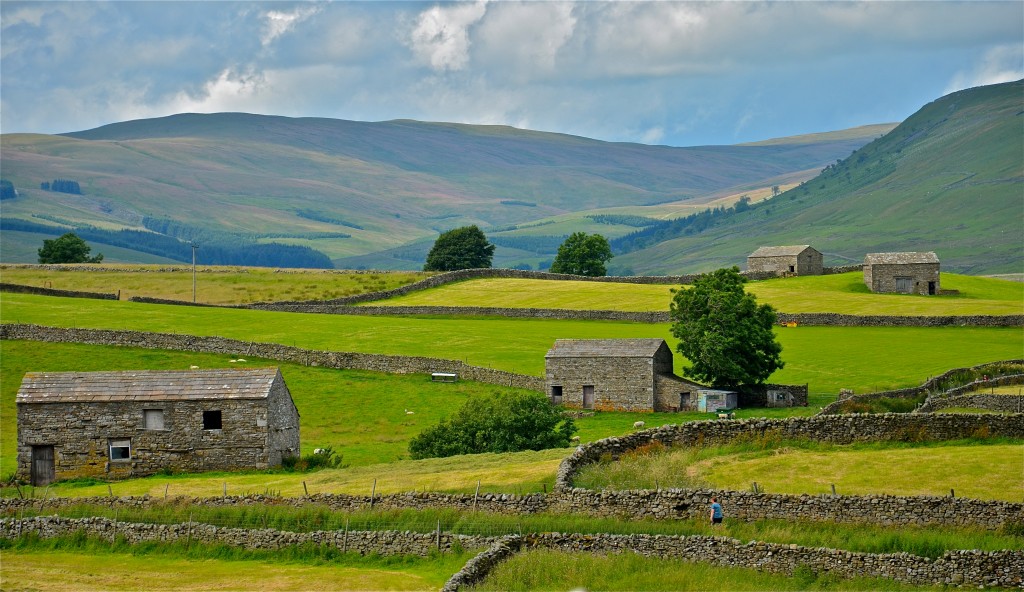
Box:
[3,517,1020,589]
[0,282,117,300]
[0,323,544,392]
[918,394,1024,414]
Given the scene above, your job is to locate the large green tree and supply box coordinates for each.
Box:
[669,266,782,387]
[549,232,613,276]
[408,391,576,459]
[423,225,495,271]
[37,233,103,264]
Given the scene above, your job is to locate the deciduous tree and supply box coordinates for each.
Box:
[423,225,495,271]
[37,232,103,264]
[549,232,613,276]
[669,266,783,387]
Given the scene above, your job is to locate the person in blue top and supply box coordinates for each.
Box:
[710,497,723,525]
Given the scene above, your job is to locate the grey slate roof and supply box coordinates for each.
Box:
[864,252,940,265]
[748,245,814,258]
[546,338,667,359]
[17,368,281,404]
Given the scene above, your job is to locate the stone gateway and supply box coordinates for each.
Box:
[16,367,300,485]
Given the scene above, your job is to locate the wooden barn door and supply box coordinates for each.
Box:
[31,446,55,486]
[582,385,595,409]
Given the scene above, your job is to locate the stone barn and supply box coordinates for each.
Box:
[863,252,940,295]
[544,339,702,412]
[746,245,823,276]
[17,368,300,485]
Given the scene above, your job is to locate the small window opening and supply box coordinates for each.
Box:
[109,439,131,460]
[203,410,222,430]
[550,385,563,404]
[144,409,164,430]
[788,265,795,272]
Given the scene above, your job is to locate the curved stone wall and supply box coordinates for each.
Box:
[818,362,1024,415]
[554,413,1024,492]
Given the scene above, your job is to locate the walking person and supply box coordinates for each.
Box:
[710,497,723,525]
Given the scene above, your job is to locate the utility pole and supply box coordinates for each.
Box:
[191,242,199,303]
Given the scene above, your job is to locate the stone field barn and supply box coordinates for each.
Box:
[17,367,300,485]
[545,339,702,412]
[746,245,823,276]
[863,252,941,295]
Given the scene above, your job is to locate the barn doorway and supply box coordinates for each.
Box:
[582,385,595,409]
[31,445,55,486]
[928,281,936,295]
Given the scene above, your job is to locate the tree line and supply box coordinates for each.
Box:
[41,179,82,194]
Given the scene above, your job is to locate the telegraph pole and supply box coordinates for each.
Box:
[191,242,199,303]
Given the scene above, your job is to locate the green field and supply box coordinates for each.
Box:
[367,272,1024,315]
[471,549,945,591]
[576,439,1023,502]
[2,293,1021,398]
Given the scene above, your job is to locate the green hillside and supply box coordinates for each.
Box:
[0,115,886,267]
[613,80,1024,274]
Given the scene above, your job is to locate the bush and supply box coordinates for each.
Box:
[408,391,576,459]
[280,446,347,472]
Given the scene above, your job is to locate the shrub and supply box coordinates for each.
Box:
[408,391,576,459]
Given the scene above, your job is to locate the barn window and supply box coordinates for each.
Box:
[203,410,222,430]
[550,385,563,404]
[109,439,131,460]
[143,409,165,430]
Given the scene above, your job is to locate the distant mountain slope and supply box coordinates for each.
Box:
[613,80,1024,275]
[0,113,886,266]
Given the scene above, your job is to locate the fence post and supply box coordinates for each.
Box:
[474,480,480,512]
[343,518,349,553]
[165,484,169,500]
[303,481,309,497]
[436,519,441,551]
[186,511,193,551]
[112,507,118,545]
[370,479,376,509]
[831,484,837,496]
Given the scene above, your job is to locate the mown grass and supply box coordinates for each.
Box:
[1,532,471,591]
[366,272,1024,315]
[470,548,949,591]
[0,264,427,304]
[575,438,1024,502]
[3,293,1021,398]
[7,504,1020,557]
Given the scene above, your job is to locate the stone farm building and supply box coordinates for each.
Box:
[863,252,940,295]
[17,368,300,485]
[746,245,823,276]
[545,339,702,412]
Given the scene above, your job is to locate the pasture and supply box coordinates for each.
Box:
[2,293,1022,398]
[574,439,1023,502]
[0,264,426,304]
[367,272,1024,316]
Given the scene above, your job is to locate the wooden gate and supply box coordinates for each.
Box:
[31,445,55,486]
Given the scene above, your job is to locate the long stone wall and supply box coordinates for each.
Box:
[918,394,1024,414]
[0,282,118,300]
[0,323,544,392]
[3,517,1018,589]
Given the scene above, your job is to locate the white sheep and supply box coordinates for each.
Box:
[405,409,414,415]
[570,436,580,443]
[633,421,646,429]
[189,365,199,370]
[313,448,326,455]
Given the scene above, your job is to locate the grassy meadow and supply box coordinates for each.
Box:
[2,292,1022,398]
[575,439,1024,502]
[1,536,472,592]
[470,549,948,592]
[0,264,427,304]
[368,272,1024,315]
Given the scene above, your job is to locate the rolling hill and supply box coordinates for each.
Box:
[0,114,888,267]
[611,80,1024,275]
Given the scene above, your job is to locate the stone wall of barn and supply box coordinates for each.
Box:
[17,397,276,481]
[266,377,301,465]
[545,355,655,411]
[864,263,940,295]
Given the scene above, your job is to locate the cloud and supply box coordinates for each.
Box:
[261,4,323,47]
[407,1,487,72]
[945,45,1024,94]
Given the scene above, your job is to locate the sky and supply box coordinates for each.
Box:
[1,1,1021,147]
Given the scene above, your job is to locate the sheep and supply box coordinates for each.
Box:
[236,358,246,362]
[570,436,580,443]
[189,365,199,370]
[633,421,646,429]
[405,409,414,415]
[313,448,326,455]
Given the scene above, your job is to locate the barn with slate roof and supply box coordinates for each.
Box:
[863,252,941,295]
[747,245,823,276]
[545,339,702,412]
[17,368,300,485]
